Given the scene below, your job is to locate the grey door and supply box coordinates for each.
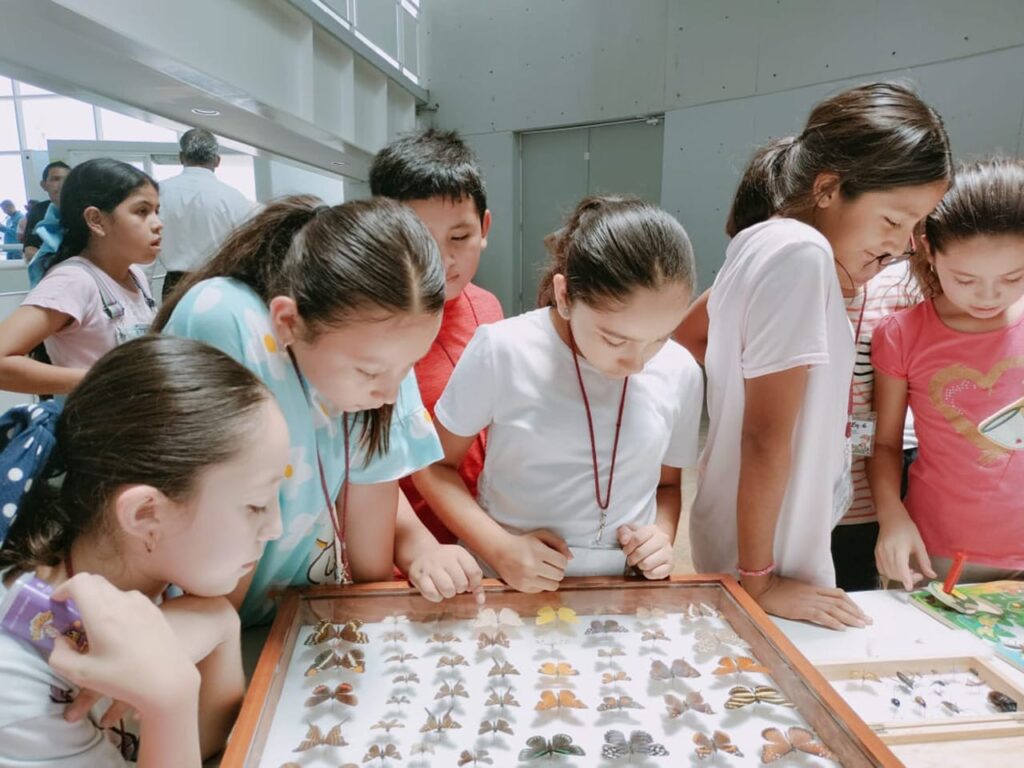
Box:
[518,118,664,314]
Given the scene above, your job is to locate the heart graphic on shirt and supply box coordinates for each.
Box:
[928,357,1024,464]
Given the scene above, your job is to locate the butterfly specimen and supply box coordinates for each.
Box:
[536,605,579,625]
[849,670,880,684]
[479,718,514,736]
[650,658,700,681]
[538,661,579,680]
[724,685,794,710]
[693,627,746,654]
[371,718,405,733]
[363,743,401,763]
[586,619,629,634]
[602,670,631,684]
[293,722,348,751]
[437,654,469,669]
[636,607,667,620]
[682,602,721,621]
[386,652,418,664]
[597,695,644,711]
[761,727,834,762]
[410,742,434,755]
[305,683,358,708]
[387,695,410,706]
[381,630,408,643]
[420,706,462,734]
[485,686,521,709]
[598,647,626,659]
[664,691,715,717]
[602,729,669,759]
[487,657,520,678]
[384,613,410,624]
[518,734,585,761]
[477,631,510,649]
[427,631,462,644]
[535,689,588,711]
[393,672,420,684]
[641,628,670,642]
[304,648,365,676]
[475,607,523,628]
[693,730,743,759]
[435,681,469,700]
[989,690,1018,712]
[713,656,770,676]
[458,749,494,766]
[304,618,368,645]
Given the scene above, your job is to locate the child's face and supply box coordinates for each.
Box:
[95,183,163,265]
[287,309,443,414]
[154,399,289,597]
[814,180,947,291]
[556,279,693,378]
[932,235,1024,321]
[406,196,490,301]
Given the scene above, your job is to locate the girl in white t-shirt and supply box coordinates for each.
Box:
[688,82,951,629]
[0,159,159,397]
[415,196,704,592]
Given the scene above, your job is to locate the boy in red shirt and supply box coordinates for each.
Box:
[370,129,504,543]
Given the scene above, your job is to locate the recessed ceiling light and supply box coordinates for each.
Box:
[332,161,347,166]
[191,108,221,116]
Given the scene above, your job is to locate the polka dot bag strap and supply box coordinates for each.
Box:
[0,401,62,546]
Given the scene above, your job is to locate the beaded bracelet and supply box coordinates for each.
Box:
[737,562,776,578]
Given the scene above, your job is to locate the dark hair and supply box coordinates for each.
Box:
[537,195,696,309]
[56,158,157,265]
[179,128,220,166]
[912,157,1024,298]
[41,161,70,182]
[155,195,444,459]
[0,336,272,572]
[369,129,488,222]
[726,82,952,237]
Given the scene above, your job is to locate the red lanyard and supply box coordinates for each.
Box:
[846,286,868,438]
[288,349,352,583]
[436,291,482,369]
[567,322,628,542]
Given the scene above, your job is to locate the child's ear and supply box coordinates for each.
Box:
[811,172,841,208]
[552,274,571,319]
[480,209,492,247]
[268,296,302,347]
[112,484,172,554]
[83,206,106,238]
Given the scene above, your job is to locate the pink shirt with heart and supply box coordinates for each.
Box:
[872,299,1024,569]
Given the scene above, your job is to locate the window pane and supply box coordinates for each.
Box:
[0,78,12,97]
[0,101,19,151]
[0,155,28,208]
[21,97,96,150]
[18,82,53,96]
[215,155,256,201]
[99,109,179,142]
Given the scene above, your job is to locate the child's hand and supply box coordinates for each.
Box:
[617,524,674,580]
[744,574,872,631]
[493,530,571,593]
[408,544,485,604]
[876,506,936,591]
[47,574,200,720]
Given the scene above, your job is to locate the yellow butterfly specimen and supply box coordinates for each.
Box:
[535,605,579,626]
[535,689,587,712]
[437,654,469,669]
[292,722,348,751]
[693,730,743,759]
[435,681,469,700]
[458,748,494,766]
[371,718,405,733]
[420,706,462,734]
[474,607,523,629]
[487,657,520,678]
[485,686,521,709]
[650,658,700,681]
[477,631,510,649]
[761,727,835,763]
[602,670,631,684]
[713,656,770,676]
[363,743,401,763]
[538,661,579,680]
[724,685,795,710]
[597,695,645,711]
[664,692,715,717]
[641,628,670,642]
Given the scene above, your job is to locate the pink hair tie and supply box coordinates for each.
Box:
[737,562,776,578]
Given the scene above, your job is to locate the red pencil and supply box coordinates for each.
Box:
[943,551,967,594]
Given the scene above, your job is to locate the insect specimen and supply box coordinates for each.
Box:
[650,658,700,681]
[371,719,405,733]
[304,648,365,676]
[385,652,418,664]
[760,727,834,762]
[477,631,510,649]
[292,722,348,751]
[602,730,669,759]
[475,607,523,628]
[664,692,715,717]
[598,647,626,659]
[487,657,520,678]
[597,695,644,711]
[536,605,579,626]
[437,655,469,669]
[518,734,585,761]
[386,695,410,706]
[478,718,514,736]
[586,619,629,634]
[693,627,746,654]
[485,687,521,709]
[458,749,494,766]
[427,631,461,644]
[692,730,742,759]
[304,683,357,708]
[602,670,631,684]
[303,618,368,646]
[538,661,579,680]
[435,681,469,700]
[641,628,670,642]
[989,690,1018,712]
[713,656,769,676]
[392,672,420,684]
[419,706,462,734]
[535,689,587,711]
[723,685,794,710]
[363,743,401,763]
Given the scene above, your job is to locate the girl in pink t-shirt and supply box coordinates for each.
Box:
[0,159,160,397]
[870,158,1024,589]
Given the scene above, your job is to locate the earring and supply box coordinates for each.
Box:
[145,539,154,554]
[558,306,570,320]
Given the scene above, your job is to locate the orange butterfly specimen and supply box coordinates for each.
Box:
[477,631,510,649]
[435,681,469,700]
[538,661,579,680]
[650,658,700,681]
[664,692,715,717]
[641,628,670,642]
[420,706,462,734]
[392,672,420,684]
[437,654,469,669]
[602,671,631,684]
[485,686,521,709]
[535,689,588,712]
[363,743,401,763]
[713,656,770,676]
[371,718,405,733]
[596,695,644,711]
[479,718,514,736]
[693,730,743,759]
[458,748,494,766]
[304,683,358,708]
[487,657,520,678]
[761,727,835,763]
[427,631,461,644]
[292,722,348,751]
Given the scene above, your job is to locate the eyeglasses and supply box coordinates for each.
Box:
[874,233,918,268]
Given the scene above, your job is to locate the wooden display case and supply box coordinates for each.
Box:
[223,575,900,767]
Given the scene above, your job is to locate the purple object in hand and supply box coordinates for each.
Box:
[0,573,86,656]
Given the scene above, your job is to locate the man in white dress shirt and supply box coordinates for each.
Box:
[158,128,252,299]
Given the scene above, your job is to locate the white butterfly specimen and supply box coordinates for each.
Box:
[474,607,523,629]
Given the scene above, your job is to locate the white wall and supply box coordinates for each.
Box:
[423,0,1024,298]
[254,156,347,205]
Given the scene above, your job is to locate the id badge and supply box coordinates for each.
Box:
[849,412,877,457]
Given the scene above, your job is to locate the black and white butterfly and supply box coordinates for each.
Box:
[601,730,669,759]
